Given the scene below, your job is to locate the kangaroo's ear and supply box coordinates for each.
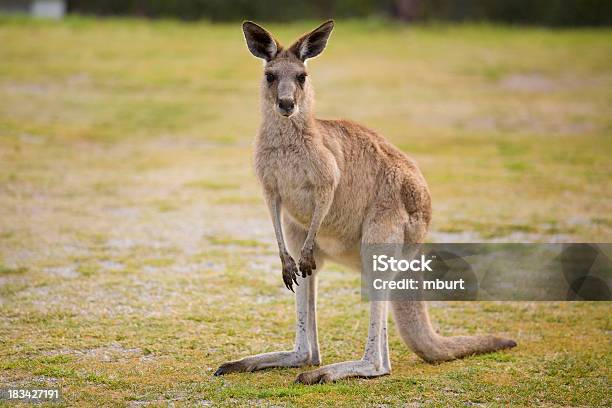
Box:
[242,21,279,61]
[289,20,334,61]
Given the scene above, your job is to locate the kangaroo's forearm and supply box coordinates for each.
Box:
[264,191,289,258]
[296,187,334,279]
[302,188,334,251]
[264,189,300,291]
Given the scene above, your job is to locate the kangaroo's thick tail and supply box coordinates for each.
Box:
[391,300,517,363]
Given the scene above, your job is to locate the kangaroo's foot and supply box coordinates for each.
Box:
[295,359,389,384]
[214,350,314,376]
[295,295,392,384]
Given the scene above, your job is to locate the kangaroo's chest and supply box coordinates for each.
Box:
[256,145,317,226]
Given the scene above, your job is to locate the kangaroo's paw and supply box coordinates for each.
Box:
[281,256,299,292]
[214,350,312,376]
[298,248,316,278]
[295,360,389,384]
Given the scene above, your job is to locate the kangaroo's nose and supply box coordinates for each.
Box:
[278,99,295,114]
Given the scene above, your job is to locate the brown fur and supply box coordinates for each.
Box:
[214,21,516,383]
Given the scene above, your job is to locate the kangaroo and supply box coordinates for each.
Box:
[214,20,517,384]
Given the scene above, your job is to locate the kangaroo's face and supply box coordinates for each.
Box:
[242,20,334,118]
[263,57,307,117]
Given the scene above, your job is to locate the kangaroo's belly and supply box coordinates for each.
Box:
[276,168,315,224]
[278,180,317,229]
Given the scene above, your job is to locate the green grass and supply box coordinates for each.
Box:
[0,16,611,407]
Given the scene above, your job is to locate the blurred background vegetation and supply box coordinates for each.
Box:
[66,0,612,26]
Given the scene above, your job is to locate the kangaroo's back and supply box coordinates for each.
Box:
[315,118,432,242]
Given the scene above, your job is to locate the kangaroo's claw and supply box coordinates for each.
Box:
[282,256,299,292]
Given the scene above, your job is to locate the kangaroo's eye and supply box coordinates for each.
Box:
[297,73,307,85]
[265,72,276,84]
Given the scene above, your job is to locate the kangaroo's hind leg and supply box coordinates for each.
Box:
[214,220,321,375]
[284,219,323,365]
[295,211,402,384]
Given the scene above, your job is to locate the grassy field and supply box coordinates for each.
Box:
[0,17,611,407]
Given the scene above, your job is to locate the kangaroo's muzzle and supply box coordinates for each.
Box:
[278,98,295,116]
